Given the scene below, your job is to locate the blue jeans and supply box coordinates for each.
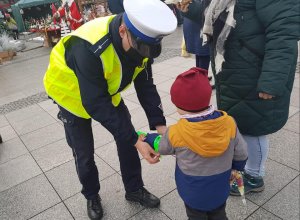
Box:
[243,135,269,177]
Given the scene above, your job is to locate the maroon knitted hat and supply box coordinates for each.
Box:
[170,67,212,112]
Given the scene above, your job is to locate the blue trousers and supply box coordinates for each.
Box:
[243,135,269,177]
[196,55,210,70]
[58,103,143,200]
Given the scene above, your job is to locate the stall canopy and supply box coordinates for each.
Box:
[11,0,59,32]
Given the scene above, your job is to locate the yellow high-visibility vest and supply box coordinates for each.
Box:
[44,15,147,118]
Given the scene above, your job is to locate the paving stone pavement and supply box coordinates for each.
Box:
[0,28,299,220]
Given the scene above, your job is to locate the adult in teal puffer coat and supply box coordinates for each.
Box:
[178,0,300,195]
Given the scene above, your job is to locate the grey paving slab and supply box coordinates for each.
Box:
[152,62,173,74]
[0,137,28,164]
[95,142,121,172]
[9,111,57,135]
[37,99,58,112]
[226,196,259,220]
[0,124,18,142]
[246,159,299,206]
[124,90,169,105]
[247,208,281,220]
[129,107,149,130]
[0,92,28,106]
[92,124,114,149]
[153,73,172,85]
[161,95,177,116]
[47,107,61,123]
[20,122,65,151]
[290,87,299,108]
[289,105,300,117]
[128,208,170,220]
[157,65,191,79]
[160,190,186,220]
[166,116,177,127]
[268,129,299,170]
[0,153,41,192]
[283,112,299,134]
[0,174,61,220]
[0,115,9,128]
[46,155,116,200]
[156,79,175,94]
[30,203,73,220]
[123,99,140,111]
[65,174,143,220]
[141,156,177,198]
[293,75,299,88]
[121,86,136,98]
[5,105,44,123]
[0,55,48,98]
[160,56,195,69]
[263,176,299,220]
[124,94,140,105]
[31,139,73,172]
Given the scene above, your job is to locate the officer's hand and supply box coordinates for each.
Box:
[155,125,167,135]
[135,140,160,164]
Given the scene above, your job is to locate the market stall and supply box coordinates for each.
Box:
[11,0,60,31]
[77,0,110,22]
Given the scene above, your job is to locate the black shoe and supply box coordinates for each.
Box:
[125,187,160,208]
[87,195,103,220]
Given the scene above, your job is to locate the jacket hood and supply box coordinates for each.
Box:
[168,111,236,157]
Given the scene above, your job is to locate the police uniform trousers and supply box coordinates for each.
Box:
[57,102,144,200]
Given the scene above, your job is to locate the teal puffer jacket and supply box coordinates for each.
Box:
[212,0,300,136]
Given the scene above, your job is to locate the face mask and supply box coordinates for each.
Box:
[125,47,145,64]
[124,29,145,63]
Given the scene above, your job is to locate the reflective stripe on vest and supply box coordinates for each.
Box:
[44,15,147,119]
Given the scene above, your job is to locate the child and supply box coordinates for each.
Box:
[140,67,248,220]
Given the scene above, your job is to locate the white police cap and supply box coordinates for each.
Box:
[123,0,177,45]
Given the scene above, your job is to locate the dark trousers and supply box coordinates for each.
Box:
[58,104,143,200]
[196,55,210,70]
[185,203,228,220]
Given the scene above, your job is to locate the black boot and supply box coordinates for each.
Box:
[87,195,103,220]
[125,187,160,208]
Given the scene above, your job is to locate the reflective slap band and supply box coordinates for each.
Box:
[123,13,162,45]
[153,135,161,152]
[137,131,147,136]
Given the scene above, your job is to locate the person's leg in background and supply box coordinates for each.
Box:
[57,106,103,219]
[231,135,267,195]
[196,55,210,70]
[244,135,269,177]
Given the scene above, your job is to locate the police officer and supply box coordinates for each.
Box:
[43,0,177,219]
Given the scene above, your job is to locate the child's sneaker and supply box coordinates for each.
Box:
[230,172,265,196]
